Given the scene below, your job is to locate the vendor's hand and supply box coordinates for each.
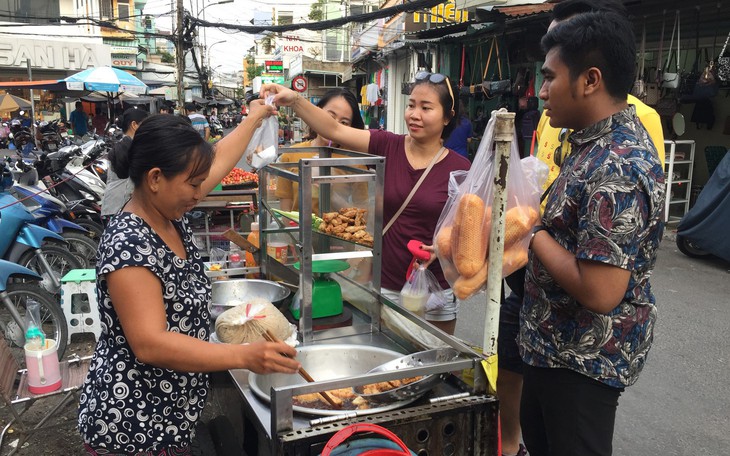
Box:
[247,99,277,129]
[245,340,300,374]
[260,84,299,108]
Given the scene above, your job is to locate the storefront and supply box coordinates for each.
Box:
[0,35,111,120]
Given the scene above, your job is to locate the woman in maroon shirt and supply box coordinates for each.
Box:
[262,76,469,334]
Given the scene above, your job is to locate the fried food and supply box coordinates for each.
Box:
[318,208,373,247]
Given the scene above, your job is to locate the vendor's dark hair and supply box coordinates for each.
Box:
[305,88,364,140]
[119,107,149,133]
[111,114,214,187]
[552,0,626,21]
[541,12,635,100]
[412,77,459,140]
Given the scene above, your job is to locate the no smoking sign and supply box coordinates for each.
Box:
[292,75,308,92]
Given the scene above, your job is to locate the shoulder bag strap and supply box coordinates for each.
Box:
[482,38,495,82]
[655,10,666,83]
[638,19,646,79]
[383,146,446,235]
[676,10,681,73]
[720,31,730,59]
[494,38,504,80]
[665,11,678,73]
[692,6,700,73]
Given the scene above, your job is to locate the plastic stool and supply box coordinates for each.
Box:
[60,269,101,345]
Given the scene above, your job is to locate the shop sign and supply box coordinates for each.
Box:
[0,37,111,70]
[265,60,283,74]
[292,75,307,93]
[112,54,136,69]
[405,0,471,33]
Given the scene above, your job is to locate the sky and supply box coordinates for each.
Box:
[142,0,257,76]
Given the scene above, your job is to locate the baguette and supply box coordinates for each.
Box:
[453,261,489,300]
[436,226,453,260]
[453,194,487,278]
[504,206,539,248]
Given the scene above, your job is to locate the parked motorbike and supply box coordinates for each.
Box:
[9,158,99,268]
[8,119,35,157]
[0,258,68,364]
[676,150,730,262]
[0,162,83,295]
[37,119,63,153]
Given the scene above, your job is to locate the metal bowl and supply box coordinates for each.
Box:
[353,348,460,403]
[210,279,291,320]
[249,344,422,416]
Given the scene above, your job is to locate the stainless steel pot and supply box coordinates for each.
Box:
[210,279,291,320]
[248,344,423,416]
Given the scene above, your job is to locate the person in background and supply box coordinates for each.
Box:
[498,2,667,456]
[78,103,300,455]
[185,102,210,141]
[521,11,664,456]
[100,107,150,226]
[159,105,170,114]
[69,101,89,138]
[262,71,470,335]
[276,88,367,213]
[444,99,473,159]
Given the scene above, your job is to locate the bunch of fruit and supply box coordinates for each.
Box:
[221,168,259,186]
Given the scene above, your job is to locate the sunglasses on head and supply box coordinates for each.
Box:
[414,71,455,112]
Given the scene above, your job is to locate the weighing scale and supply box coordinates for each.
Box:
[290,260,349,319]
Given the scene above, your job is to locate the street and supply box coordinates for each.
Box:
[455,232,730,456]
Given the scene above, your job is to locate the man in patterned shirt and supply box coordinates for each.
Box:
[520,11,665,456]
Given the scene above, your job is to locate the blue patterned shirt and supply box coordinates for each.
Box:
[519,105,665,388]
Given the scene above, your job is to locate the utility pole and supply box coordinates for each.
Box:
[176,0,185,111]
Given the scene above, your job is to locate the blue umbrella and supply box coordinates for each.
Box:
[62,66,148,94]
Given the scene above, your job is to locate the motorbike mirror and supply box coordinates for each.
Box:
[672,112,685,137]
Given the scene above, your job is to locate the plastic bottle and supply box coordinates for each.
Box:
[245,222,259,278]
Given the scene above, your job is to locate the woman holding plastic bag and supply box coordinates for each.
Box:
[433,110,548,301]
[261,73,470,335]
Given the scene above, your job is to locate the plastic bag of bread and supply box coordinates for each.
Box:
[242,96,278,171]
[433,110,547,300]
[214,298,298,346]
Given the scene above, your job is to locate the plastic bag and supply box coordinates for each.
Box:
[25,299,46,349]
[244,95,278,170]
[433,110,548,301]
[400,264,447,316]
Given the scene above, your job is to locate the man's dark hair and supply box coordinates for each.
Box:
[552,0,626,21]
[75,101,83,109]
[184,102,197,112]
[541,11,635,100]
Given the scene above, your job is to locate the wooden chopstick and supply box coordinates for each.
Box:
[262,330,342,409]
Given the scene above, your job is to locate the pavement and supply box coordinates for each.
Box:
[454,229,730,456]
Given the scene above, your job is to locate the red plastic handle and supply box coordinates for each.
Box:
[321,423,411,456]
[407,240,430,261]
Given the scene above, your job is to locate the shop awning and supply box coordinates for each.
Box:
[0,79,68,91]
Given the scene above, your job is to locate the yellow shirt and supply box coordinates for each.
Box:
[275,143,368,214]
[535,95,665,212]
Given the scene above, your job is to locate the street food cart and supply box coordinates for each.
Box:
[209,145,500,455]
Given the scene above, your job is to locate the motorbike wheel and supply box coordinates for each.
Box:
[73,218,104,240]
[18,245,84,295]
[676,235,712,258]
[0,282,68,365]
[47,232,99,268]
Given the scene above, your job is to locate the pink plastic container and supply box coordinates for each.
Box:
[24,339,62,394]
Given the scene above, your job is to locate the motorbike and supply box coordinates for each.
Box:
[0,162,83,295]
[9,158,99,268]
[8,120,35,157]
[37,119,63,153]
[0,258,67,365]
[209,117,225,137]
[676,150,730,263]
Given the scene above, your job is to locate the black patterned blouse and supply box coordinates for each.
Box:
[78,213,211,453]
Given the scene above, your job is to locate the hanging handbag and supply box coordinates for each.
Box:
[717,31,730,84]
[482,37,511,96]
[632,20,648,101]
[693,50,720,99]
[655,96,678,118]
[679,7,702,97]
[662,11,681,89]
[401,71,413,95]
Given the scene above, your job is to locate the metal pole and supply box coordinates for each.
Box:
[176,0,185,111]
[482,109,515,358]
[26,59,35,123]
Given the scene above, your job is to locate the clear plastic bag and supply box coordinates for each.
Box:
[244,96,278,170]
[25,299,46,349]
[400,264,447,316]
[433,110,548,301]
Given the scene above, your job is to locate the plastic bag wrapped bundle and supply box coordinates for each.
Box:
[215,298,297,345]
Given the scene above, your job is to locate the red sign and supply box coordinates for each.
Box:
[292,75,307,92]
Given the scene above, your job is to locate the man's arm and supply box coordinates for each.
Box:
[204,126,210,141]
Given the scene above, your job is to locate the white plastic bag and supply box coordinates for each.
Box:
[244,96,278,170]
[433,110,548,301]
[400,264,448,316]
